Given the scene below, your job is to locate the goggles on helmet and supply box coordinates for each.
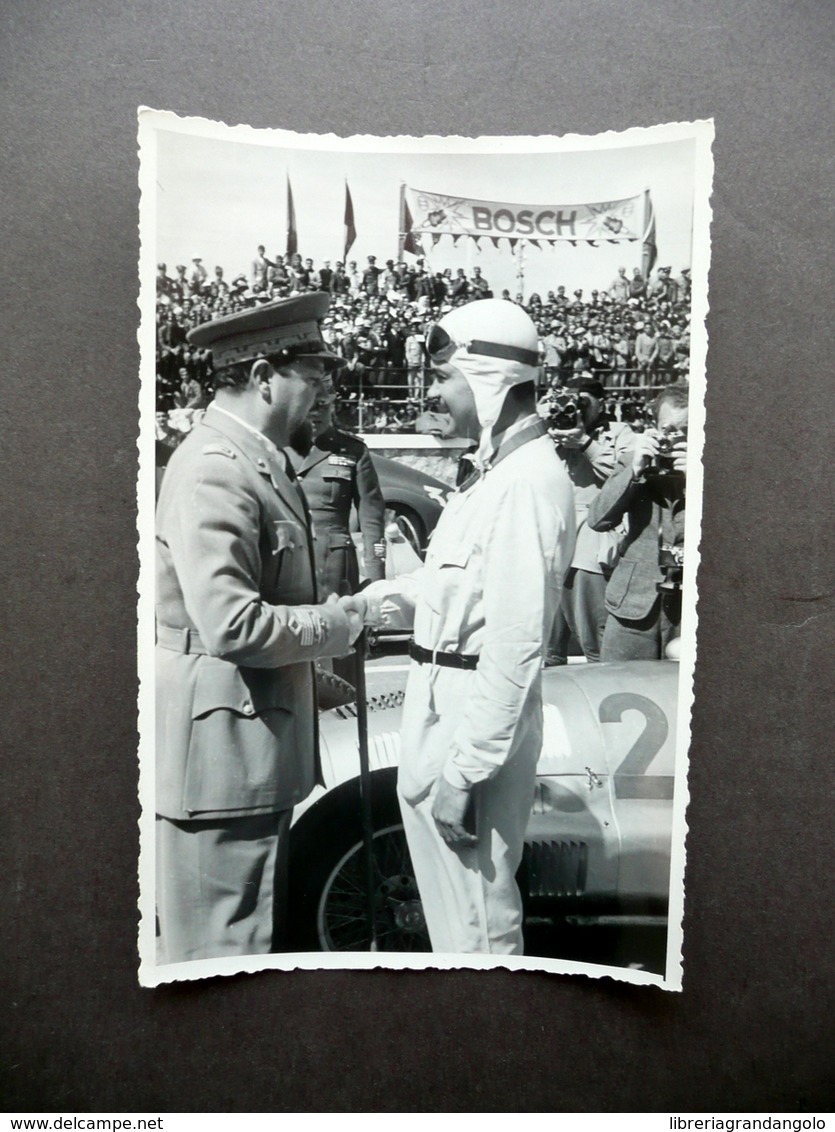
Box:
[424,323,539,368]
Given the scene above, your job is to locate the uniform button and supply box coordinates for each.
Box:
[241,700,254,715]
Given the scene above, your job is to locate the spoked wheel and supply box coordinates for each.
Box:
[317,823,431,953]
[287,769,431,953]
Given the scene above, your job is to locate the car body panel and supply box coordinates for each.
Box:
[296,659,678,910]
[367,453,450,550]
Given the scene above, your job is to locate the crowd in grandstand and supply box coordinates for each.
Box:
[155,247,692,437]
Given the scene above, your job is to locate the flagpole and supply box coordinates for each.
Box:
[516,239,526,300]
[397,183,406,263]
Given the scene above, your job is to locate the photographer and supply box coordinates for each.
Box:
[540,376,634,664]
[587,384,688,661]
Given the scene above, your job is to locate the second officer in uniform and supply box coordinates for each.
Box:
[287,375,387,599]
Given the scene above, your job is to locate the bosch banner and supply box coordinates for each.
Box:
[401,185,652,249]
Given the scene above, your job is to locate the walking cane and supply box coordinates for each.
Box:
[353,627,379,951]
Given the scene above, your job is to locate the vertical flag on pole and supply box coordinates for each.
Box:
[400,183,423,258]
[641,189,657,279]
[344,181,357,263]
[286,175,298,258]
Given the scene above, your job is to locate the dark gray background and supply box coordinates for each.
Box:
[2,0,833,1113]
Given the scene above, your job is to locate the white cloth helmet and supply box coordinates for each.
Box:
[427,299,540,463]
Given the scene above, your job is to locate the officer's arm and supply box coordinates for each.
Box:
[353,446,387,582]
[165,456,354,667]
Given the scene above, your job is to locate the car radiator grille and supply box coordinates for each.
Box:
[524,839,588,898]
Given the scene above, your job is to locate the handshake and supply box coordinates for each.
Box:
[328,592,386,645]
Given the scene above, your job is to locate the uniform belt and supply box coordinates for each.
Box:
[156,625,208,655]
[409,640,479,670]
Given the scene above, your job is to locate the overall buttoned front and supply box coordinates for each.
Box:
[397,428,576,954]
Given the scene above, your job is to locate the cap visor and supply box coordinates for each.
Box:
[296,349,345,372]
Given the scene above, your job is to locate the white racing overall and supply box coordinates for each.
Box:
[399,422,575,954]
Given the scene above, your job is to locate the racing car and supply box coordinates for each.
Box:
[367,452,450,555]
[287,658,678,956]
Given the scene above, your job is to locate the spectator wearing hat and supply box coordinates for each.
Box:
[170,264,189,304]
[267,254,289,291]
[431,272,448,308]
[412,263,432,303]
[541,322,565,385]
[288,258,310,290]
[329,262,349,295]
[190,257,208,296]
[629,268,647,301]
[664,268,681,305]
[154,293,364,964]
[634,321,658,386]
[648,266,672,303]
[157,263,172,299]
[285,253,305,291]
[655,321,677,383]
[346,260,361,293]
[362,256,382,297]
[381,259,398,292]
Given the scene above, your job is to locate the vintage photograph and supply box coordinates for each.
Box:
[137,111,713,989]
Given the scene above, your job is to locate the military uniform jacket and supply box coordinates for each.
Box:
[586,458,686,621]
[155,404,354,821]
[292,427,386,596]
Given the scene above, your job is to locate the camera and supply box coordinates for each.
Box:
[657,542,684,594]
[648,423,687,475]
[547,394,580,431]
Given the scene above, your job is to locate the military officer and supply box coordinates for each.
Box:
[364,299,576,954]
[287,375,386,599]
[155,293,365,964]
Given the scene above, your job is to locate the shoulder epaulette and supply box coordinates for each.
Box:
[202,441,237,459]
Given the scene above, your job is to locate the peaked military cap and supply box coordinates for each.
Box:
[187,293,343,371]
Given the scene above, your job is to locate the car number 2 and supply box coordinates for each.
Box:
[598,693,674,800]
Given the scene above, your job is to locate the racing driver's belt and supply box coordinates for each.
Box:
[409,640,479,670]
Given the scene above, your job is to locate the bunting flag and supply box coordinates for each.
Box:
[641,189,657,279]
[402,184,649,247]
[343,181,357,263]
[286,176,298,258]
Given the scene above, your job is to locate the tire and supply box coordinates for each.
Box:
[390,506,426,557]
[287,769,431,953]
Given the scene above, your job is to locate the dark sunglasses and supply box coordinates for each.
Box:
[423,323,539,367]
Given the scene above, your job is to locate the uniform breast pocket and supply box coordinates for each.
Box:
[323,466,353,505]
